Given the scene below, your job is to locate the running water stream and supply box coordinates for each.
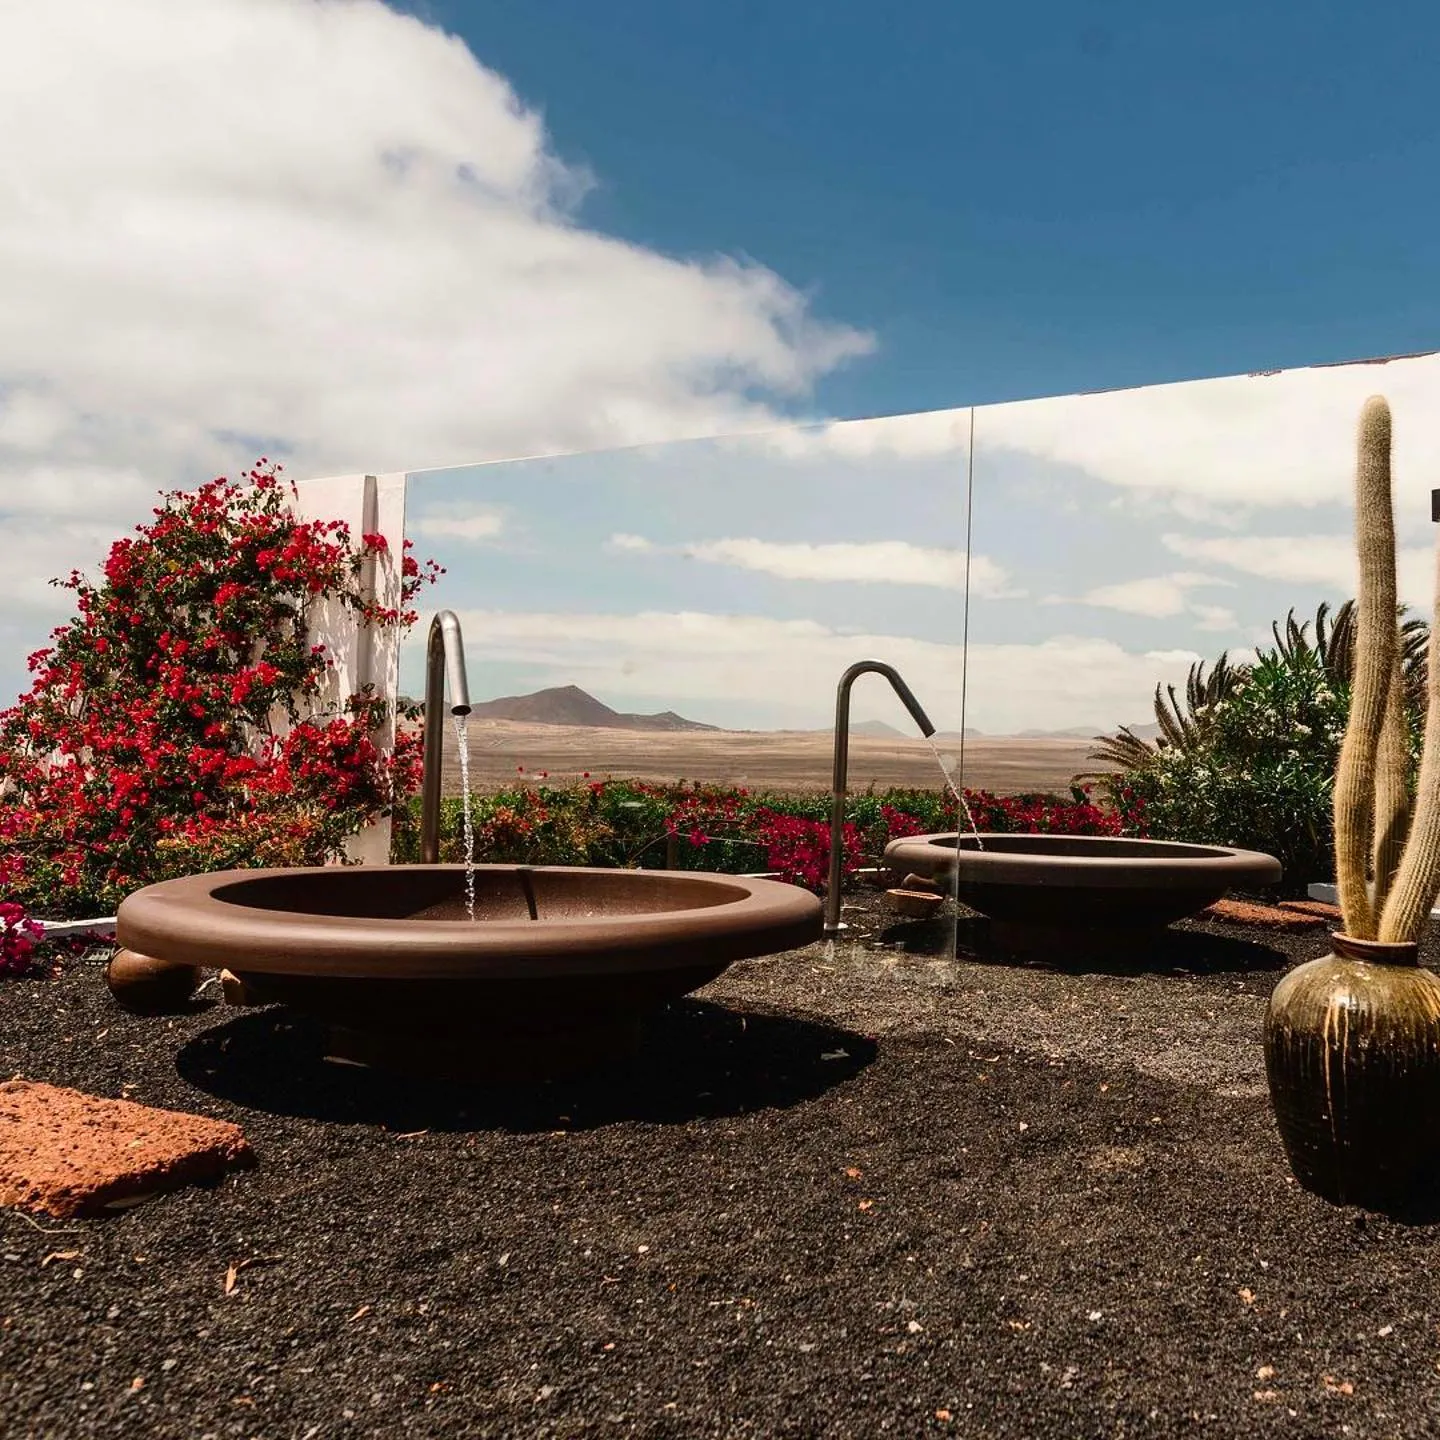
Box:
[922,736,984,848]
[453,714,477,921]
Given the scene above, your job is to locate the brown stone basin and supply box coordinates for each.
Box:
[115,864,822,1080]
[883,833,1282,953]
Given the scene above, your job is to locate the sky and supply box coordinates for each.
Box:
[404,353,1440,735]
[406,0,1440,417]
[2,0,1439,723]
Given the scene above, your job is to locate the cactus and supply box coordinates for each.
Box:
[1371,651,1411,914]
[1267,394,1440,1208]
[1332,394,1440,944]
[1378,549,1440,941]
[1333,397,1399,938]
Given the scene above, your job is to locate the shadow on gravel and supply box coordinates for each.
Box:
[874,914,1290,977]
[175,999,877,1133]
[1363,1185,1440,1226]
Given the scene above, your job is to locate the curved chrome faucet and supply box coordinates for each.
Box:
[825,659,936,933]
[420,610,472,864]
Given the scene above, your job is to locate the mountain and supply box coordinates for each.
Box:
[1011,725,1108,739]
[849,719,906,738]
[999,722,1160,741]
[464,685,719,732]
[809,721,985,740]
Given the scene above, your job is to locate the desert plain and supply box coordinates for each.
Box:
[435,719,1099,797]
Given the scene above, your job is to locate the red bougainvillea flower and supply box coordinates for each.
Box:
[0,900,46,977]
[0,461,442,919]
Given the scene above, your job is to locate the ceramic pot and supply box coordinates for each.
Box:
[1264,932,1440,1206]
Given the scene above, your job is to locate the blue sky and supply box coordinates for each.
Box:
[2,1,1438,729]
[406,0,1440,417]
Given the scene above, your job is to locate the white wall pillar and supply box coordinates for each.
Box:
[289,471,408,865]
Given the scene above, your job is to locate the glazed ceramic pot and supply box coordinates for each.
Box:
[1264,932,1440,1206]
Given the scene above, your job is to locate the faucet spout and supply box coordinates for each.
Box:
[825,660,937,933]
[421,610,472,864]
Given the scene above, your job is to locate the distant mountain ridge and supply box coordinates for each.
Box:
[844,721,1155,742]
[444,685,1156,739]
[465,684,720,732]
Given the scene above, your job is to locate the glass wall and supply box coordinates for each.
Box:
[403,408,975,792]
[403,349,1440,795]
[965,352,1440,747]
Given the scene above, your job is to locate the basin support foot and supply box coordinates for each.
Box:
[105,949,205,1015]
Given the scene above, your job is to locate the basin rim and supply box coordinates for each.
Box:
[883,832,1283,890]
[116,863,822,979]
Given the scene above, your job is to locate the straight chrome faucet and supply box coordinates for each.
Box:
[420,610,472,864]
[825,660,936,933]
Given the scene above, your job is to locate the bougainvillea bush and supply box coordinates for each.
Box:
[0,462,441,918]
[0,901,45,977]
[396,777,1135,894]
[0,901,112,980]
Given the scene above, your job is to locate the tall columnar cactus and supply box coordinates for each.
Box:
[1333,396,1399,939]
[1267,393,1440,1210]
[1333,394,1440,944]
[1371,650,1411,914]
[1378,552,1440,942]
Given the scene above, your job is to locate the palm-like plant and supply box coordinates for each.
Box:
[1302,598,1429,710]
[1083,599,1430,783]
[1082,651,1241,777]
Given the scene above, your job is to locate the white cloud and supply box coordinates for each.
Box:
[724,351,1440,523]
[1190,603,1239,633]
[408,507,507,543]
[0,0,871,697]
[439,607,1201,734]
[604,534,1023,595]
[1077,578,1190,618]
[1162,532,1351,583]
[1161,531,1438,608]
[752,405,971,460]
[1042,570,1235,627]
[606,534,655,553]
[975,353,1440,515]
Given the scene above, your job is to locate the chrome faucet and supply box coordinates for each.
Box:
[825,660,936,933]
[420,610,472,864]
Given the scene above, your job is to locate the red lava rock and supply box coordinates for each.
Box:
[0,1079,254,1219]
[1276,899,1343,923]
[1203,898,1326,931]
[885,888,946,919]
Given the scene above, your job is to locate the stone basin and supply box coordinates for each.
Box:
[114,864,822,1080]
[883,833,1282,953]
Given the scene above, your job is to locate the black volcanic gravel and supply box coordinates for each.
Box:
[4,891,1440,1438]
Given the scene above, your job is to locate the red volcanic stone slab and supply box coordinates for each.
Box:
[885,888,946,919]
[0,1080,254,1219]
[1201,898,1326,931]
[1277,899,1344,923]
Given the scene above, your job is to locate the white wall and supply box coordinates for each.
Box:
[289,472,408,864]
